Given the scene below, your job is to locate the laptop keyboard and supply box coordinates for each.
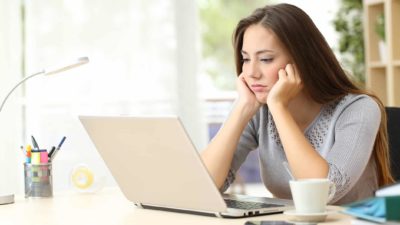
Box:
[224,199,283,210]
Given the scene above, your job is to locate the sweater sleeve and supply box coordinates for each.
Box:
[220,114,260,192]
[326,97,381,203]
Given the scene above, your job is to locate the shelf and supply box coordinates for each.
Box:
[392,0,400,60]
[365,4,385,62]
[367,68,387,105]
[364,0,400,106]
[364,0,385,6]
[389,66,400,106]
[369,61,387,68]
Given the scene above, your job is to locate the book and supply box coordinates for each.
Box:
[342,196,400,223]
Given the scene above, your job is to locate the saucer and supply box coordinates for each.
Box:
[283,209,334,222]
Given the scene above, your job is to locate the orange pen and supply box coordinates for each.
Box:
[26,144,32,163]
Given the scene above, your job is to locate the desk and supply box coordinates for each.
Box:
[0,188,353,225]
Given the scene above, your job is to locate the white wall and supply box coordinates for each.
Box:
[274,0,340,49]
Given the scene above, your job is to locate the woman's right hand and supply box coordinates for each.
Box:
[201,73,260,189]
[236,73,261,116]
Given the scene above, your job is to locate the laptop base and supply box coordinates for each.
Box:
[140,204,285,218]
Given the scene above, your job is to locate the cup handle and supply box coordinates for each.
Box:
[327,181,336,203]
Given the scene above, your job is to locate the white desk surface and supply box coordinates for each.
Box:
[1,187,353,225]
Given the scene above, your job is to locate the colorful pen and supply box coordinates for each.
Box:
[26,144,32,163]
[40,149,48,163]
[50,136,66,161]
[48,146,56,159]
[31,135,40,149]
[31,149,40,164]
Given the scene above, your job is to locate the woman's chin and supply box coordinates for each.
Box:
[256,95,267,104]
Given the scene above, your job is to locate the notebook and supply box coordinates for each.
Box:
[79,115,292,218]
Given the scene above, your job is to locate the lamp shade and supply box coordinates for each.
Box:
[44,57,89,76]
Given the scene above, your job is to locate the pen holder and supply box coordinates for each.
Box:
[24,163,53,198]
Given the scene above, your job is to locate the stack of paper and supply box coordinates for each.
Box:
[351,219,400,225]
[375,183,400,197]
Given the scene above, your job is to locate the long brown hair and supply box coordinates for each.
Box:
[232,3,394,186]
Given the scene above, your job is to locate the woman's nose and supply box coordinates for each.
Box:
[245,61,261,79]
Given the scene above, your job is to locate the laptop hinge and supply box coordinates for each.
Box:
[134,202,144,208]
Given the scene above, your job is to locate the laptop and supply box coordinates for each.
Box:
[79,115,292,218]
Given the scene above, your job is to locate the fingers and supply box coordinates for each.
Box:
[285,64,302,85]
[292,64,303,88]
[285,64,294,79]
[237,73,248,87]
[238,73,246,82]
[278,68,287,80]
[237,73,252,94]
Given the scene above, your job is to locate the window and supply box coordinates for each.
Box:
[2,0,206,193]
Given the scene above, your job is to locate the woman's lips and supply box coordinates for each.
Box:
[251,84,267,92]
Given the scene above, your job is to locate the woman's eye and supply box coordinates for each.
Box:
[260,58,273,63]
[241,58,250,63]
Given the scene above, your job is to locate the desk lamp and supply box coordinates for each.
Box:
[0,56,89,204]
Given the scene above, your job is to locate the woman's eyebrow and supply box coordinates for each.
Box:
[241,49,275,55]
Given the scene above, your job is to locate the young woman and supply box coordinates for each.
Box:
[201,3,394,205]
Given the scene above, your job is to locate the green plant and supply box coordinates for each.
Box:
[333,0,365,86]
[375,12,385,41]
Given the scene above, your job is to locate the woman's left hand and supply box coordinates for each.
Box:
[266,64,303,107]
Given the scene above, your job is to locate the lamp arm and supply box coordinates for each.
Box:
[0,70,45,113]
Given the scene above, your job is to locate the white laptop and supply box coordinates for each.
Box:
[79,115,292,218]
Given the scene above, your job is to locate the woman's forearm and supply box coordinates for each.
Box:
[269,102,329,179]
[201,101,256,189]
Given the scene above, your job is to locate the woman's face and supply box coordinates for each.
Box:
[241,24,292,103]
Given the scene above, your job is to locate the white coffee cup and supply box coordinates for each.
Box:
[289,178,336,214]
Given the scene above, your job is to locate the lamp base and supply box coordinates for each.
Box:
[0,194,14,205]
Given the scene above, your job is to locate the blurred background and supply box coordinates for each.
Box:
[1,0,389,196]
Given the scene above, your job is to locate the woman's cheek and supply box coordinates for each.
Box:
[267,68,280,84]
